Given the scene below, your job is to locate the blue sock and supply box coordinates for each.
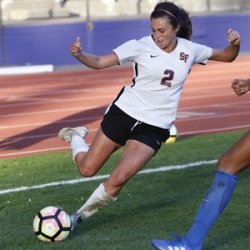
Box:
[182,170,238,248]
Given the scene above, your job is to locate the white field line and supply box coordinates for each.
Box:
[0,91,240,118]
[0,60,248,86]
[0,75,241,96]
[0,85,121,98]
[0,91,234,110]
[176,110,250,122]
[0,105,101,118]
[0,124,248,147]
[178,125,249,135]
[0,128,96,142]
[0,66,249,97]
[0,111,248,133]
[0,160,217,195]
[0,94,115,108]
[0,116,102,129]
[1,97,249,129]
[0,146,69,157]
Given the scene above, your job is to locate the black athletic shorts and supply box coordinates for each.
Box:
[100,104,170,153]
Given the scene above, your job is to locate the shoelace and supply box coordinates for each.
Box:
[170,232,182,240]
[167,232,185,247]
[160,232,201,250]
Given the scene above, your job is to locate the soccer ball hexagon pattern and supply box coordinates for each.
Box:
[33,206,71,242]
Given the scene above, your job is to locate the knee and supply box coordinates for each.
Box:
[216,152,233,173]
[76,162,97,177]
[78,169,95,177]
[217,155,228,171]
[78,167,96,177]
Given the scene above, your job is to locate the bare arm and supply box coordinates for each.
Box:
[209,28,240,62]
[70,37,119,69]
[231,78,250,96]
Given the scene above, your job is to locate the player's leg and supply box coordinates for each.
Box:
[59,125,123,231]
[103,139,155,196]
[68,106,169,231]
[67,127,122,231]
[72,140,155,230]
[152,130,250,249]
[59,126,121,177]
[74,127,121,177]
[58,126,89,159]
[217,129,250,175]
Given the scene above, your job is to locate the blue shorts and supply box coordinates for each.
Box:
[100,104,170,153]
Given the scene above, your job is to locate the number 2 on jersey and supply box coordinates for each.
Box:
[161,69,174,87]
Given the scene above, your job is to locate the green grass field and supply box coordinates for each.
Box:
[1,130,250,250]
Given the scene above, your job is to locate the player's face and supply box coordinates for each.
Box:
[151,17,179,53]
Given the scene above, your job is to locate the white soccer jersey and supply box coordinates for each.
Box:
[112,35,212,129]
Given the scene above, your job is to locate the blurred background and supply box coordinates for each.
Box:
[0,0,249,67]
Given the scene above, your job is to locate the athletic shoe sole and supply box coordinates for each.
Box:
[58,126,88,142]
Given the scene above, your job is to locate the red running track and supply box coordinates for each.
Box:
[0,56,250,159]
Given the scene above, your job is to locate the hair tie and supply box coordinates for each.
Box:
[155,9,179,22]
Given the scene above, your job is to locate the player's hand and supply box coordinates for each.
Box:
[70,37,82,58]
[231,79,250,96]
[227,28,240,46]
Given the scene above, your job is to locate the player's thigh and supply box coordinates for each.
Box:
[217,130,250,174]
[80,127,121,175]
[105,140,155,188]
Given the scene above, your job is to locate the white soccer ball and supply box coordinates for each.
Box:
[33,206,71,242]
[165,124,178,144]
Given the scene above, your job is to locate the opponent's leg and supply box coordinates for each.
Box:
[152,130,250,249]
[183,131,250,248]
[181,170,237,248]
[217,130,250,175]
[152,170,238,250]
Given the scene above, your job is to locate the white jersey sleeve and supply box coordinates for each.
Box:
[191,42,212,64]
[113,40,145,65]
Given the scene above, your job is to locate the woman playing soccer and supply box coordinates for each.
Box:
[58,0,241,235]
[152,78,250,250]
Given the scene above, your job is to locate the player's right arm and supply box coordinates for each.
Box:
[70,37,119,70]
[231,78,250,96]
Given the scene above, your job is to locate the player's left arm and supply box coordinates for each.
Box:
[209,28,240,62]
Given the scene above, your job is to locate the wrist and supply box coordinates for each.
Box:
[247,79,250,87]
[231,39,240,47]
[76,52,82,58]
